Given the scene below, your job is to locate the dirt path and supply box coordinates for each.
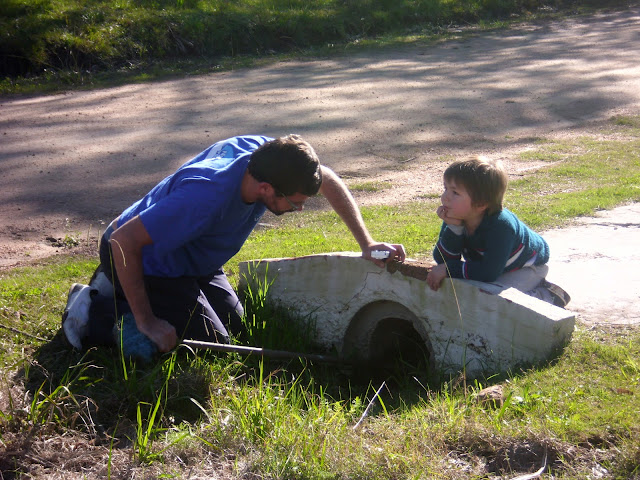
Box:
[1,7,639,323]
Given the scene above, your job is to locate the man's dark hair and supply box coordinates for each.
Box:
[248,134,322,196]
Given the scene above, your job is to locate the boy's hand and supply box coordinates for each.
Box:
[426,263,448,291]
[437,206,463,226]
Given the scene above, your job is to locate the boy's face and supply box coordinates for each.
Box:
[440,178,485,222]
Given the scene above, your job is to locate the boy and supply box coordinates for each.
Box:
[425,156,570,307]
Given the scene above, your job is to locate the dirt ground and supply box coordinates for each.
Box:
[1,7,639,325]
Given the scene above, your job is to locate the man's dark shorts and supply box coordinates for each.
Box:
[84,223,244,348]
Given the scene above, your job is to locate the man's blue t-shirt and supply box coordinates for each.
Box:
[118,135,272,278]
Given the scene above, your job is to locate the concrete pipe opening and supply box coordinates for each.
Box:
[342,301,434,379]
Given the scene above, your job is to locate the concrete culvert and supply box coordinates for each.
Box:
[239,253,575,377]
[343,301,435,377]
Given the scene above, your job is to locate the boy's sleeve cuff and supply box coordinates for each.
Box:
[445,224,465,235]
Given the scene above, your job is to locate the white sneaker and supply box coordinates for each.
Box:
[62,283,92,349]
[90,271,114,298]
[541,280,571,308]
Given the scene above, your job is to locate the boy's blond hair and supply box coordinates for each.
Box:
[444,156,507,216]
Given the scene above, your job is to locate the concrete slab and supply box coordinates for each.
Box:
[239,253,575,377]
[543,203,640,325]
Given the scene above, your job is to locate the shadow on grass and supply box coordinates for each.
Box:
[19,330,209,440]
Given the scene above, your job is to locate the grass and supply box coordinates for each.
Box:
[0,115,639,477]
[1,0,633,94]
[349,181,394,193]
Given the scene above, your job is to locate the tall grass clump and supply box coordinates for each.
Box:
[240,264,320,354]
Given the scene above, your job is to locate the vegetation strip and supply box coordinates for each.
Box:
[1,0,630,94]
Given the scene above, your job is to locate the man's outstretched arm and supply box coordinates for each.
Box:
[318,165,406,266]
[109,216,178,352]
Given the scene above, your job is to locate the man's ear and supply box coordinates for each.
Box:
[257,182,274,196]
[245,179,274,204]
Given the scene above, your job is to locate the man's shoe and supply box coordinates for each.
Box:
[89,264,114,298]
[62,283,92,349]
[542,280,571,308]
[90,272,114,298]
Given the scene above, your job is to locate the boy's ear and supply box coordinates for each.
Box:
[474,202,489,213]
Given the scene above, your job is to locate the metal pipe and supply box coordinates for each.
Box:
[182,339,346,364]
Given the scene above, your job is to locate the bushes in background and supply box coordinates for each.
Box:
[0,0,629,79]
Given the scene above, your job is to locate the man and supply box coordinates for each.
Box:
[62,134,405,353]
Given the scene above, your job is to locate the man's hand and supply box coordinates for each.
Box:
[436,206,463,226]
[426,263,448,291]
[136,315,178,353]
[363,243,406,267]
[110,216,179,352]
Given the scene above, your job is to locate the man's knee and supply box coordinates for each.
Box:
[84,294,131,348]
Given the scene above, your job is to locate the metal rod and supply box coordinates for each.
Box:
[182,339,346,364]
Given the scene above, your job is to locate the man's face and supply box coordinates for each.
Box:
[266,188,309,216]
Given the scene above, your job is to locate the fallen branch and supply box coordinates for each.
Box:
[0,322,46,341]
